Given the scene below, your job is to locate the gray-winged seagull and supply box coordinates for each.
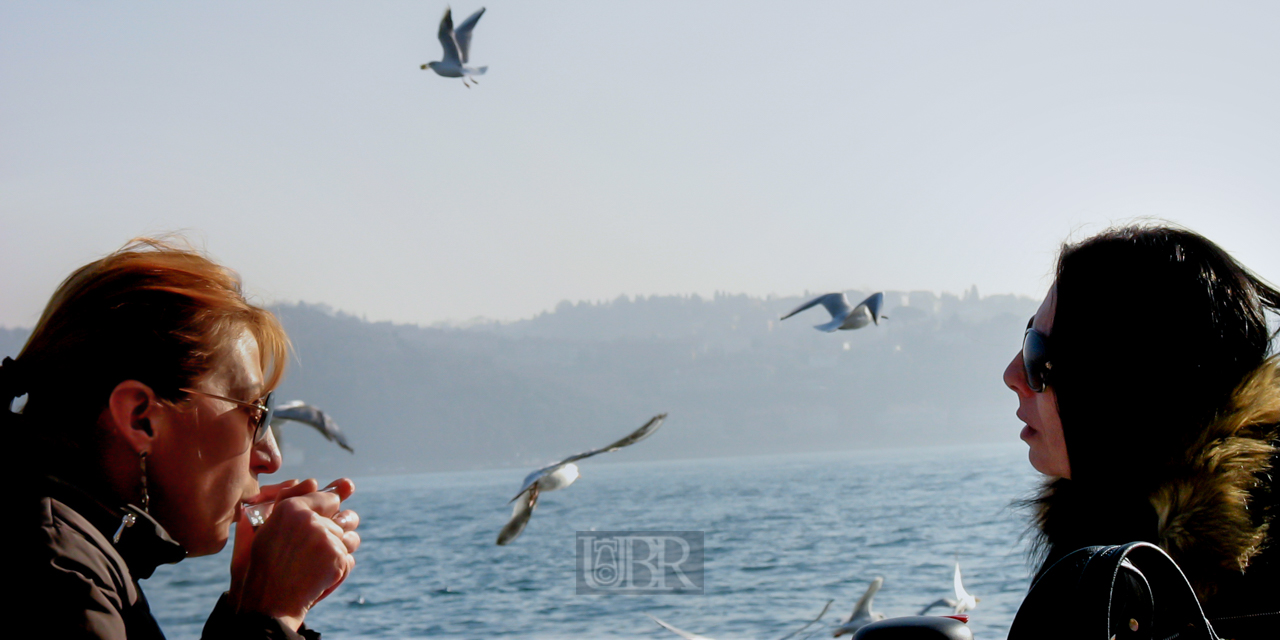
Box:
[496,413,667,545]
[647,600,833,640]
[422,7,488,87]
[918,563,980,615]
[781,292,886,332]
[270,400,354,453]
[832,577,887,637]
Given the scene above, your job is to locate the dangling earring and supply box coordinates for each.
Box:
[138,451,150,513]
[114,451,149,543]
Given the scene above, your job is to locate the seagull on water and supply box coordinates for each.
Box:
[918,563,980,615]
[270,401,354,453]
[647,600,833,640]
[422,7,487,87]
[496,413,667,545]
[781,292,886,332]
[832,577,886,637]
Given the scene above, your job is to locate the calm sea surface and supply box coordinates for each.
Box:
[147,443,1043,639]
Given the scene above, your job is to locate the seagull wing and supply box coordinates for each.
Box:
[556,413,668,466]
[820,293,856,319]
[853,292,885,324]
[646,614,716,640]
[777,600,833,640]
[436,8,461,66]
[781,293,849,321]
[507,414,665,501]
[496,484,539,545]
[453,7,485,64]
[271,401,354,453]
[953,563,968,602]
[917,598,957,616]
[952,563,977,612]
[850,576,883,619]
[832,577,883,636]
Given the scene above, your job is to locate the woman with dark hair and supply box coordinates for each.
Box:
[1004,225,1280,638]
[7,238,361,639]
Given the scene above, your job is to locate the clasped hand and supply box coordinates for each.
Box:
[229,478,361,631]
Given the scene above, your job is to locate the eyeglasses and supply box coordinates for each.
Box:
[179,388,275,443]
[1022,318,1052,392]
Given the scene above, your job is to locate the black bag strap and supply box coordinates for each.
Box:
[1009,541,1218,640]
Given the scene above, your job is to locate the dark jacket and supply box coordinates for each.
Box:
[1027,359,1280,638]
[15,475,319,639]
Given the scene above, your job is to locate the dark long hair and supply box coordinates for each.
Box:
[1029,224,1280,572]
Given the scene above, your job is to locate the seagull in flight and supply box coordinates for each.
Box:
[270,401,354,453]
[496,413,667,545]
[647,600,833,640]
[647,615,714,640]
[780,292,886,332]
[918,563,980,615]
[832,577,886,637]
[422,7,487,87]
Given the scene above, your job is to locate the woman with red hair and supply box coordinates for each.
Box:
[8,238,361,639]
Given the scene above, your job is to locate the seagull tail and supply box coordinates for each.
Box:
[472,66,488,76]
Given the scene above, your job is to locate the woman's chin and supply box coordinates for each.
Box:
[181,523,231,557]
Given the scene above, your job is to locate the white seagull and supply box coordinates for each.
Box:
[647,615,715,640]
[832,577,887,637]
[918,563,980,615]
[270,401,354,453]
[780,292,886,332]
[496,413,667,545]
[647,600,833,640]
[421,7,488,87]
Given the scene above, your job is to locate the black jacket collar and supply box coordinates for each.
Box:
[41,475,187,579]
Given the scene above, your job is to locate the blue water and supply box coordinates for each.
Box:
[147,443,1043,639]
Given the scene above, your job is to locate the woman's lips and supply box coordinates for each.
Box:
[1018,411,1036,441]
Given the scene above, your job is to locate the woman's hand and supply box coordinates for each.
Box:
[229,478,361,630]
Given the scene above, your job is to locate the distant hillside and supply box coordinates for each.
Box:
[1,290,1038,478]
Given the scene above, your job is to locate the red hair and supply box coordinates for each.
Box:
[13,237,289,436]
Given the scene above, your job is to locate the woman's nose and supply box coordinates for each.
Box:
[1004,351,1033,397]
[252,425,283,475]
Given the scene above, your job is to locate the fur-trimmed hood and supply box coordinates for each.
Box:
[1029,357,1280,606]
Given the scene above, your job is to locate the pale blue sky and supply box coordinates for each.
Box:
[4,1,1280,327]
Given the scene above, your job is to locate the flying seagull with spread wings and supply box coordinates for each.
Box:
[918,563,980,615]
[496,413,667,545]
[781,292,886,332]
[270,401,354,453]
[647,600,833,640]
[832,577,887,637]
[421,7,488,87]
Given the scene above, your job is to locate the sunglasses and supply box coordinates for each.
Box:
[179,388,275,443]
[1022,318,1052,392]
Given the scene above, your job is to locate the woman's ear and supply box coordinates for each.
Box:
[106,380,160,453]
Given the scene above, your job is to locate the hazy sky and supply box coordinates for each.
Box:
[4,1,1280,328]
